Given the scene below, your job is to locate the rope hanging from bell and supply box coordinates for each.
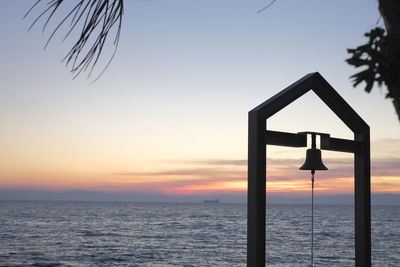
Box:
[299,132,328,267]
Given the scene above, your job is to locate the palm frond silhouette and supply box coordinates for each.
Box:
[25,0,124,81]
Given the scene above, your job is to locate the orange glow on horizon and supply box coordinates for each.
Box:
[2,174,399,195]
[162,175,400,195]
[1,159,399,196]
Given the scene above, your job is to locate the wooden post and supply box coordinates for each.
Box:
[247,112,266,267]
[355,130,371,267]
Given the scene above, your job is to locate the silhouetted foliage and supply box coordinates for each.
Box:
[347,0,400,121]
[347,28,400,116]
[25,0,124,81]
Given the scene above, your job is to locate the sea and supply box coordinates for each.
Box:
[0,201,399,266]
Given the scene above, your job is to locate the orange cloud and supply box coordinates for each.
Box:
[2,152,398,196]
[109,155,399,195]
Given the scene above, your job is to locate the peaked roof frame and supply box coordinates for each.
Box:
[247,72,371,267]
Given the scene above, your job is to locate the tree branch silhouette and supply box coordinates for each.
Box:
[257,0,277,14]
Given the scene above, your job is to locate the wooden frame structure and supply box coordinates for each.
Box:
[247,72,371,266]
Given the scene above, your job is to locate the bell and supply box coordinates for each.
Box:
[299,132,328,171]
[298,133,327,267]
[299,148,328,171]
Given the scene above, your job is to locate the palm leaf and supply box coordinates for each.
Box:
[25,0,124,81]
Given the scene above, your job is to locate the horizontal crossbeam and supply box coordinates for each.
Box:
[265,130,360,153]
[321,135,361,153]
[265,130,307,147]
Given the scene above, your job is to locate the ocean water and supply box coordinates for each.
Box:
[0,201,399,266]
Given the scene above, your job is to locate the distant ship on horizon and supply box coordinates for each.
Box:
[203,199,220,204]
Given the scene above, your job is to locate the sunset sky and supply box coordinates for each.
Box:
[0,0,399,200]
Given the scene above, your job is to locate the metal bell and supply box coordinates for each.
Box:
[299,148,328,171]
[299,132,328,171]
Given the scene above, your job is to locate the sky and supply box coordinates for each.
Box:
[0,0,399,201]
